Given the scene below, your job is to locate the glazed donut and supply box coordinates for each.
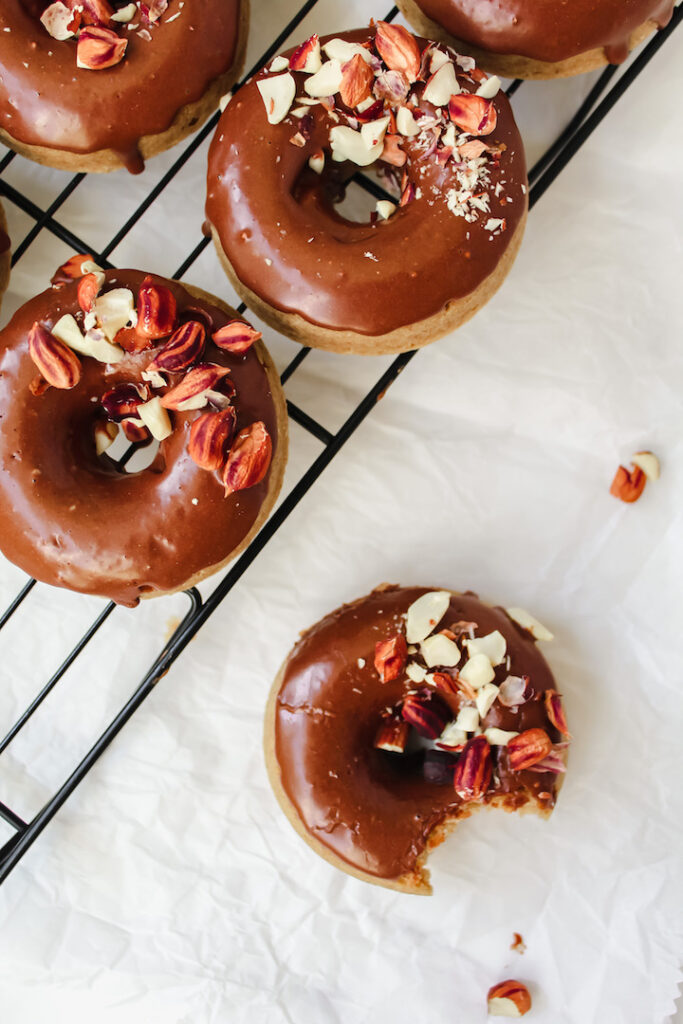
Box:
[0,200,10,309]
[265,585,569,893]
[0,1,248,173]
[0,260,287,605]
[396,0,675,79]
[206,24,527,355]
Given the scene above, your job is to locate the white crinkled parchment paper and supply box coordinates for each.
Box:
[0,2,681,1022]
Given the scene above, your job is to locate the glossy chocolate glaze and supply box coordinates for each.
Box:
[206,28,527,337]
[0,271,280,606]
[413,0,674,63]
[0,1,242,172]
[274,586,562,881]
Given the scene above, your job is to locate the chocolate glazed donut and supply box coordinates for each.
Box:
[396,0,675,79]
[0,1,249,173]
[207,25,527,355]
[265,585,569,893]
[0,200,10,309]
[0,267,287,605]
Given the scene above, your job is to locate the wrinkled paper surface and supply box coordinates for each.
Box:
[0,2,681,1021]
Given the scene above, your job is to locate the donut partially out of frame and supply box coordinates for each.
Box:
[207,24,528,355]
[0,1,249,173]
[0,259,287,605]
[395,0,675,80]
[265,585,569,893]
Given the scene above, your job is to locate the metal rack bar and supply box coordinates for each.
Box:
[0,3,678,883]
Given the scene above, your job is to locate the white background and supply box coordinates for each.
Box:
[0,1,681,1022]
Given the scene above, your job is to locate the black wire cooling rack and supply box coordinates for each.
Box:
[0,2,680,884]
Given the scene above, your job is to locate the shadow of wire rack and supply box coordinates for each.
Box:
[0,2,680,884]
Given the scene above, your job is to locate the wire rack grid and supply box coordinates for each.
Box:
[0,0,680,884]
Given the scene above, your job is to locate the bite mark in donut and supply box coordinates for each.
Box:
[265,585,569,894]
[0,260,287,605]
[206,25,528,354]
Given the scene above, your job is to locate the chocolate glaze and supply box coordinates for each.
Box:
[0,271,280,606]
[0,1,242,172]
[274,586,562,882]
[412,0,674,64]
[206,27,527,337]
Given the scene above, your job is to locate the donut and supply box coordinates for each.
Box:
[0,1,248,173]
[206,24,527,355]
[395,0,675,79]
[265,585,569,893]
[0,259,287,605]
[0,200,10,309]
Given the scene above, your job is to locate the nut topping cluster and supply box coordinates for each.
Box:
[252,23,519,231]
[372,591,570,805]
[28,255,272,497]
[40,1,173,71]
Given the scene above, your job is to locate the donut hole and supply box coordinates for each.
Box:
[294,162,401,227]
[96,423,161,476]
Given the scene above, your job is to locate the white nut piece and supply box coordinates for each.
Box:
[631,450,660,481]
[111,2,137,22]
[465,630,507,666]
[484,727,519,747]
[423,61,459,107]
[420,633,460,668]
[405,590,451,644]
[137,397,172,441]
[396,106,420,137]
[475,682,499,719]
[52,314,125,364]
[476,75,501,98]
[405,661,427,683]
[308,151,325,174]
[92,287,137,343]
[257,73,296,124]
[376,200,397,220]
[322,38,373,65]
[439,723,467,747]
[459,652,495,690]
[304,59,343,98]
[506,607,554,642]
[269,55,289,73]
[455,706,479,732]
[40,2,77,40]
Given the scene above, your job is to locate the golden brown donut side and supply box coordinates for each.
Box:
[265,585,568,893]
[0,200,10,310]
[206,26,528,350]
[0,0,249,173]
[396,0,672,78]
[0,270,287,605]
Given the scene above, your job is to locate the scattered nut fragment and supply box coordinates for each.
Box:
[137,396,172,441]
[374,634,408,682]
[610,463,646,503]
[222,421,273,496]
[631,450,660,481]
[507,728,552,771]
[487,979,531,1017]
[510,932,526,954]
[374,21,421,83]
[28,322,82,390]
[94,418,117,456]
[484,727,519,747]
[374,716,409,753]
[77,26,127,70]
[454,735,492,800]
[459,652,495,690]
[188,408,236,472]
[402,692,451,739]
[506,607,553,642]
[465,629,506,666]
[405,590,450,644]
[288,33,322,75]
[610,451,661,502]
[420,632,460,668]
